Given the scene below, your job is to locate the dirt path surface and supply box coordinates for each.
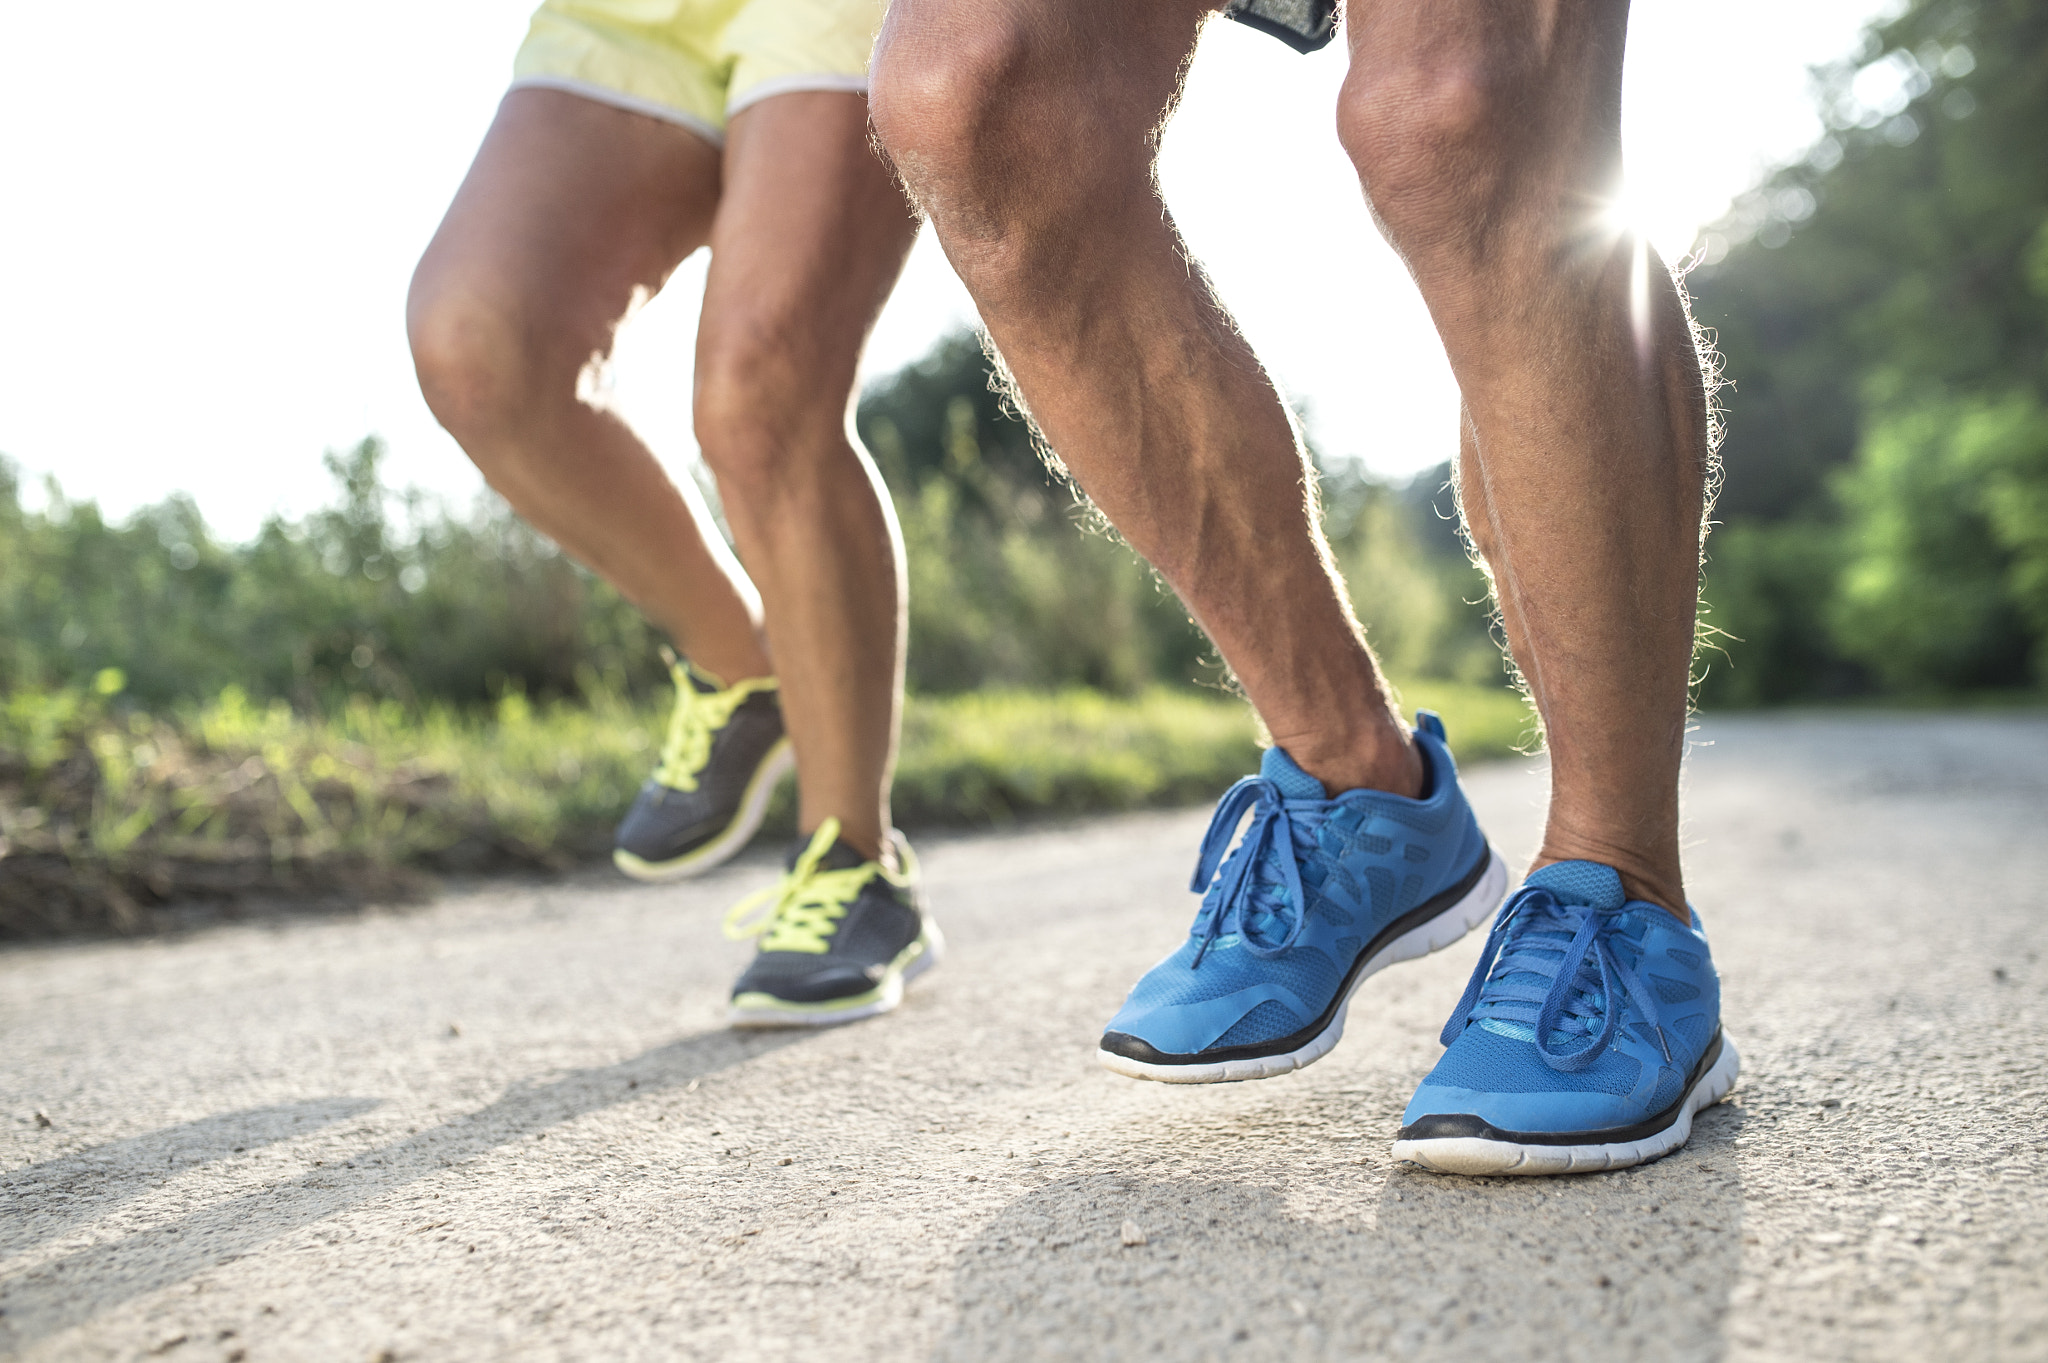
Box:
[4,713,2045,1362]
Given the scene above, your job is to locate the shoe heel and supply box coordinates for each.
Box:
[904,922,945,983]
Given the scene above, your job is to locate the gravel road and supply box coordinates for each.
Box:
[4,713,2045,1362]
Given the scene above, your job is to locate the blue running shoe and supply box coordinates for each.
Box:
[1393,860,1741,1175]
[1098,713,1507,1084]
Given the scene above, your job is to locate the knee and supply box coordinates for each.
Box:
[1336,46,1531,263]
[405,274,547,447]
[868,5,1029,219]
[871,1,1147,294]
[691,324,840,504]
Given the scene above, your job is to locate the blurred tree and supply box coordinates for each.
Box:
[855,333,1500,695]
[1692,0,2048,699]
[1320,460,1503,688]
[0,345,1497,713]
[1828,396,2041,689]
[858,333,1217,694]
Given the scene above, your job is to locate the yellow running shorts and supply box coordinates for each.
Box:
[511,0,888,146]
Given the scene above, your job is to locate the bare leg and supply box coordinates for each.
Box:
[1344,0,1708,917]
[694,94,920,860]
[407,89,772,686]
[871,0,1424,800]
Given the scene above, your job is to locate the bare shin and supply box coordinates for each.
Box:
[1345,0,1710,915]
[696,94,919,859]
[406,89,772,687]
[872,0,1422,798]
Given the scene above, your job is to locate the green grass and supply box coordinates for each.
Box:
[1387,678,1537,761]
[894,688,1261,824]
[0,678,1532,937]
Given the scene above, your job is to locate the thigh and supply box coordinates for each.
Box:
[695,91,917,412]
[411,87,725,366]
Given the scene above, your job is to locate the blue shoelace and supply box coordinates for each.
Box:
[1186,776,1329,967]
[1441,888,1670,1072]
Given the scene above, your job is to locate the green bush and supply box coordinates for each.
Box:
[1829,393,2048,689]
[0,325,1534,937]
[893,681,1530,826]
[1688,0,2048,701]
[1698,522,1857,706]
[2,332,1496,711]
[1322,466,1503,688]
[0,678,1529,937]
[862,335,1221,695]
[0,444,664,711]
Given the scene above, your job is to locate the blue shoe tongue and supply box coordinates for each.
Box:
[1523,860,1626,910]
[1259,746,1326,800]
[1474,860,1628,1041]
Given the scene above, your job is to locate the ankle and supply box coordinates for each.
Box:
[1273,717,1424,799]
[668,627,772,693]
[807,817,887,866]
[1527,850,1687,923]
[689,654,773,693]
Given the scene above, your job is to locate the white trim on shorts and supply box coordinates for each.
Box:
[725,72,869,118]
[507,75,728,147]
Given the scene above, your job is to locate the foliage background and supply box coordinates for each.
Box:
[1691,0,2048,702]
[6,0,2042,933]
[0,339,1521,936]
[0,334,1503,715]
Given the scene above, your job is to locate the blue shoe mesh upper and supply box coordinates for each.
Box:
[1139,940,1343,1014]
[1646,1064,1686,1114]
[1665,1010,1711,1053]
[1105,727,1492,1059]
[1429,1024,1642,1095]
[1652,974,1701,1004]
[1213,999,1306,1049]
[1405,858,1726,1135]
[1525,859,1624,907]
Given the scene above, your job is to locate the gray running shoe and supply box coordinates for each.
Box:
[613,651,793,882]
[722,819,944,1028]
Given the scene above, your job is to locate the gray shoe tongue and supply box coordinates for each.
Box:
[786,835,868,873]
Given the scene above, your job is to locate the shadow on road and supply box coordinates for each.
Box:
[0,1026,813,1351]
[933,1105,1748,1362]
[0,1099,380,1259]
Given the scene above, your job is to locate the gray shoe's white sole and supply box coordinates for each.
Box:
[613,740,795,883]
[1391,1032,1743,1176]
[1097,848,1510,1085]
[726,922,945,1030]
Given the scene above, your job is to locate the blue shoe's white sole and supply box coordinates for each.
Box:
[1391,1032,1742,1176]
[1097,848,1510,1085]
[613,741,795,883]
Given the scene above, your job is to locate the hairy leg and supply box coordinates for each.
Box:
[1344,0,1710,916]
[871,0,1423,799]
[694,93,919,859]
[407,88,772,686]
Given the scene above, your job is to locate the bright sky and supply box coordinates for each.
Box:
[0,0,1896,540]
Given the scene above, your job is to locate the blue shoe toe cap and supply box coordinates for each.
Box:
[1401,1082,1651,1137]
[1105,982,1312,1057]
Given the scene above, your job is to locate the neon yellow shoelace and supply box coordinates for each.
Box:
[723,818,914,955]
[652,649,777,792]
